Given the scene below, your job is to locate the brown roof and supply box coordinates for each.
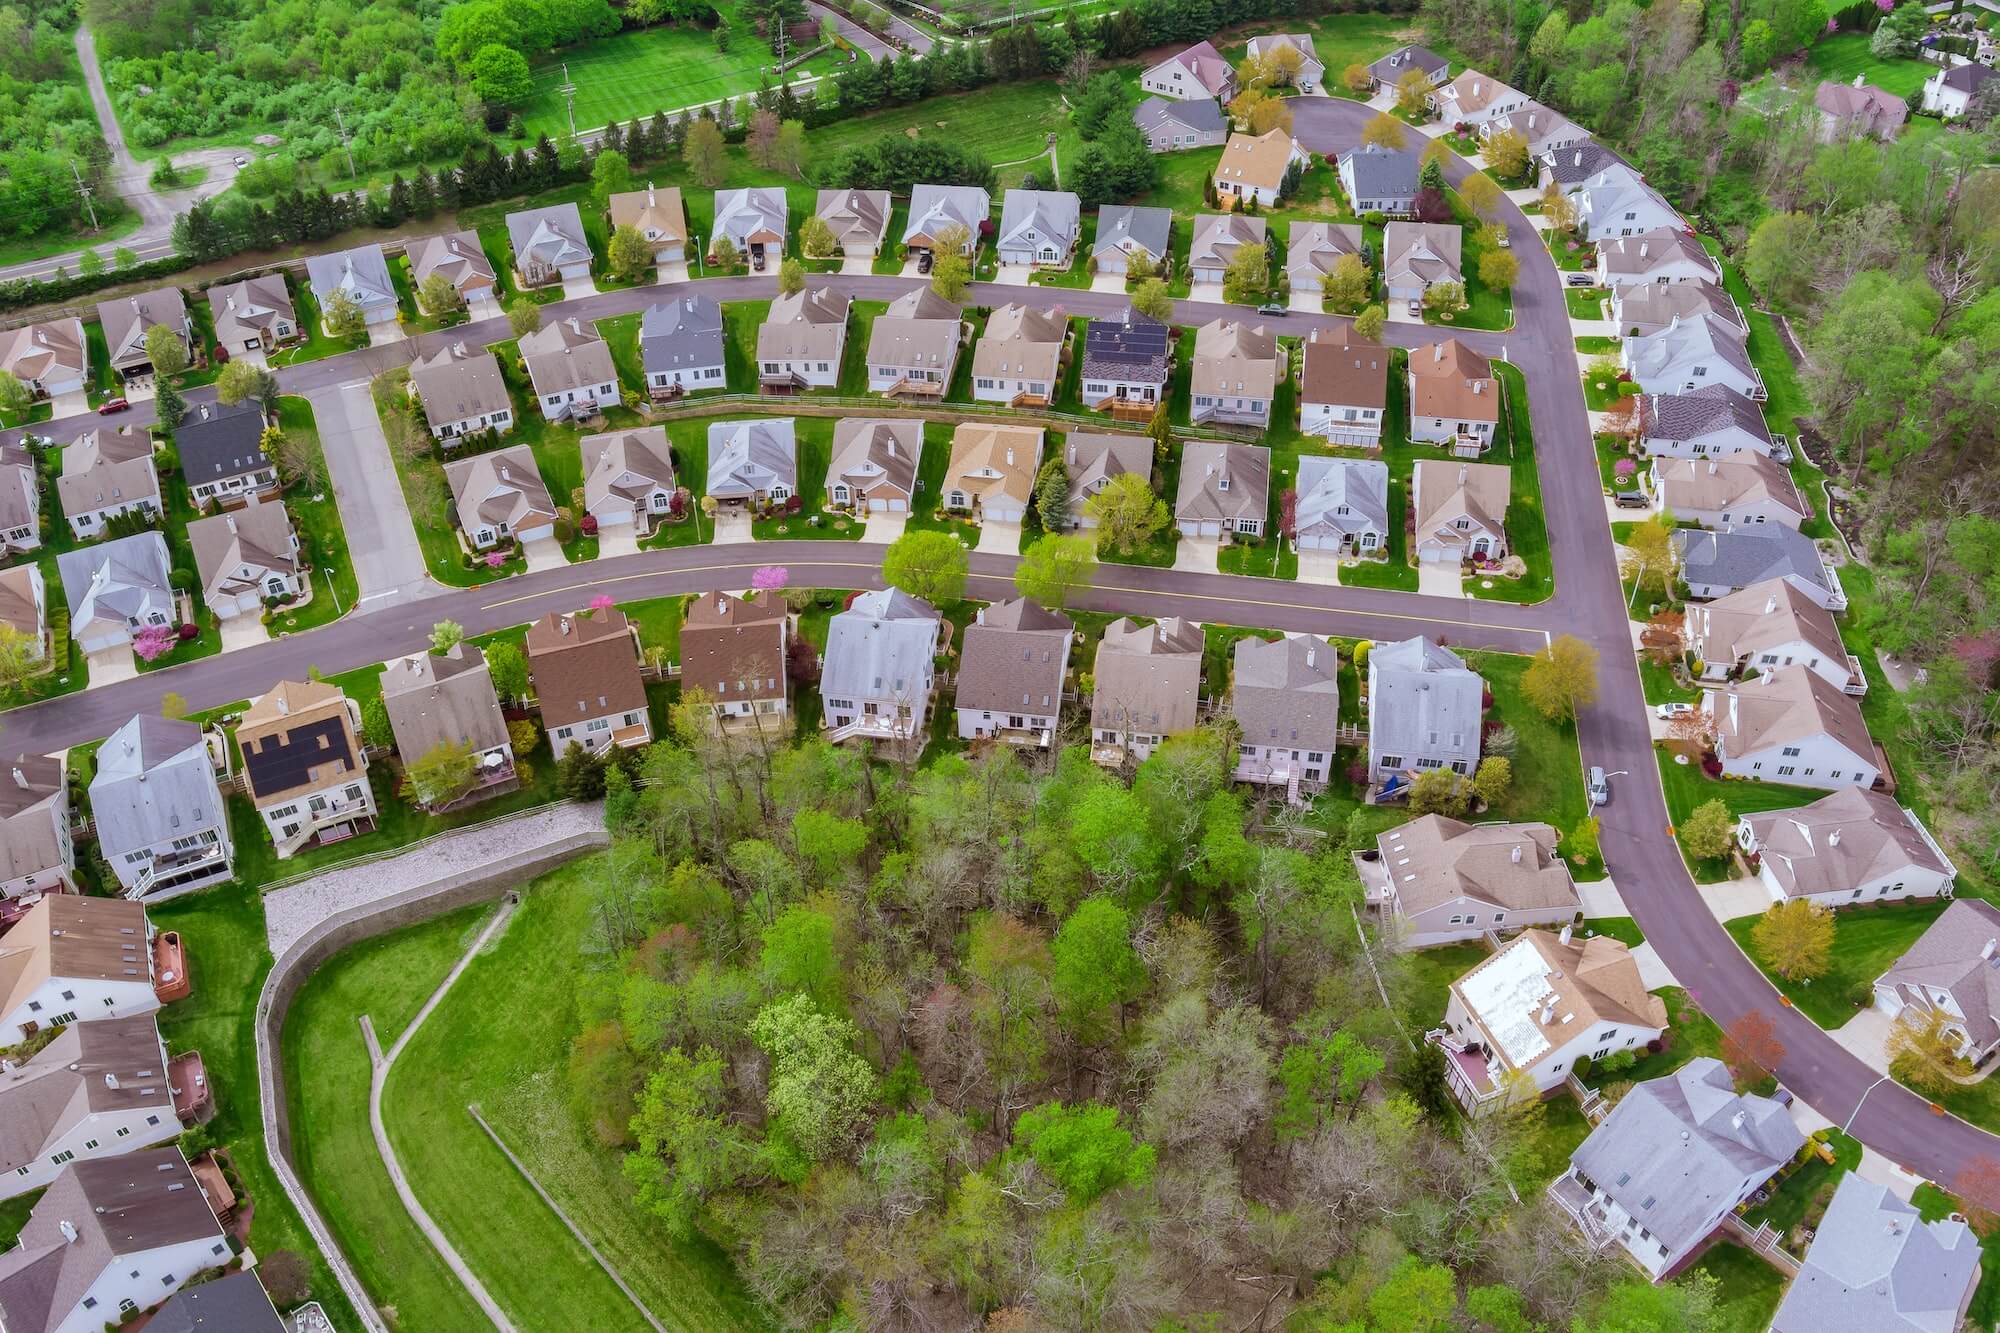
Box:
[0,896,150,1025]
[380,643,510,760]
[1652,454,1807,522]
[1409,338,1498,422]
[1413,459,1509,543]
[1375,815,1580,917]
[1745,788,1952,900]
[758,286,850,361]
[956,597,1072,715]
[581,426,675,516]
[1177,440,1269,525]
[1214,128,1298,193]
[1437,68,1525,116]
[97,289,189,367]
[237,680,364,805]
[0,564,41,640]
[526,608,648,724]
[1688,578,1848,672]
[828,418,920,501]
[1301,326,1387,408]
[205,276,294,350]
[1188,212,1265,270]
[679,590,788,704]
[1385,222,1464,290]
[1711,665,1875,766]
[0,319,86,385]
[947,422,1041,508]
[1090,616,1203,735]
[813,188,889,251]
[1815,80,1909,134]
[410,344,510,426]
[186,497,298,602]
[443,445,556,536]
[56,426,159,517]
[868,286,961,372]
[1190,319,1279,403]
[972,303,1067,383]
[520,316,616,396]
[1452,929,1667,1072]
[408,230,497,294]
[0,1015,174,1176]
[608,185,687,246]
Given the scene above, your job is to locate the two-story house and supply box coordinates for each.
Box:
[580,426,677,536]
[1053,432,1152,531]
[1635,384,1776,459]
[1353,815,1581,946]
[1139,41,1236,102]
[0,1014,181,1200]
[0,894,160,1045]
[640,293,726,399]
[1565,166,1683,242]
[443,445,556,550]
[1175,440,1269,539]
[1294,456,1389,554]
[176,398,277,509]
[88,716,233,899]
[1595,228,1719,290]
[1229,634,1340,794]
[57,427,160,540]
[1132,97,1227,153]
[1650,453,1809,530]
[97,291,191,379]
[409,343,513,443]
[520,316,620,422]
[944,422,1041,525]
[821,588,940,748]
[1337,143,1421,216]
[867,287,961,397]
[304,244,399,331]
[901,185,990,260]
[955,597,1073,746]
[0,752,72,899]
[1408,339,1500,451]
[1080,308,1171,416]
[972,303,1067,406]
[1189,319,1280,427]
[1703,665,1880,789]
[1874,898,2000,1066]
[1428,69,1531,126]
[1685,579,1863,695]
[1212,129,1305,208]
[56,532,174,656]
[527,608,653,757]
[186,497,301,620]
[1673,525,1844,609]
[1090,616,1202,766]
[506,203,593,287]
[205,277,297,357]
[380,643,518,810]
[237,680,377,857]
[1367,635,1483,784]
[1623,313,1765,399]
[0,447,41,558]
[0,318,87,401]
[757,286,850,390]
[827,418,920,513]
[1299,325,1387,445]
[679,590,790,731]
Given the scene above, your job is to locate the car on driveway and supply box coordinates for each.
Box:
[97,397,130,415]
[1588,766,1611,805]
[1656,701,1694,720]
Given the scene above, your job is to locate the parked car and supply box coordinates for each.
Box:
[1564,271,1597,288]
[1496,228,1511,249]
[1587,766,1611,805]
[1656,702,1694,720]
[1256,302,1287,316]
[97,397,130,415]
[1614,490,1651,509]
[233,155,249,167]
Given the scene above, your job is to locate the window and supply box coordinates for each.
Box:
[1777,766,1796,777]
[51,1150,73,1165]
[586,718,610,733]
[116,1127,130,1138]
[85,1139,98,1150]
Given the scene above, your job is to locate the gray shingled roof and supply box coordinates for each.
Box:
[956,598,1071,715]
[1368,636,1482,765]
[1367,43,1448,82]
[1771,1174,1980,1333]
[641,293,724,374]
[1295,456,1389,541]
[380,643,510,761]
[1674,525,1832,598]
[998,189,1081,254]
[821,588,939,702]
[1877,899,2000,1056]
[1539,141,1632,185]
[0,1015,174,1178]
[1640,383,1771,445]
[87,715,224,866]
[707,419,797,498]
[56,532,173,633]
[1231,634,1340,752]
[173,398,269,486]
[1093,205,1173,264]
[1339,142,1421,201]
[1133,96,1225,137]
[147,1271,286,1333]
[304,244,396,316]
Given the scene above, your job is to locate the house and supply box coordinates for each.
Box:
[1213,129,1305,209]
[955,597,1073,746]
[408,343,513,443]
[1549,1059,1802,1278]
[945,422,1041,524]
[813,188,890,258]
[1740,787,1955,910]
[997,189,1081,268]
[1091,205,1172,277]
[1080,308,1171,414]
[185,497,300,619]
[303,244,398,329]
[1188,213,1267,288]
[0,564,44,665]
[639,293,726,398]
[1673,525,1844,609]
[756,286,850,390]
[505,202,592,286]
[1300,325,1388,445]
[1565,166,1683,242]
[1702,665,1880,789]
[175,398,276,508]
[96,291,191,378]
[1595,229,1718,290]
[0,894,159,1045]
[707,418,797,506]
[204,277,296,355]
[1536,141,1634,192]
[0,445,36,557]
[867,287,961,397]
[1229,634,1339,791]
[0,319,86,399]
[55,533,173,655]
[1636,385,1776,459]
[1407,338,1498,449]
[972,303,1068,406]
[1923,60,1997,119]
[56,427,159,540]
[380,643,517,808]
[1052,432,1151,531]
[1245,33,1324,91]
[1686,579,1863,695]
[902,185,989,258]
[1368,43,1450,96]
[1090,617,1202,765]
[0,751,72,899]
[1412,460,1510,565]
[520,316,619,422]
[712,188,788,269]
[1294,456,1389,554]
[1132,96,1226,153]
[0,1149,232,1332]
[1354,815,1580,946]
[820,588,940,747]
[1435,927,1667,1112]
[1651,453,1807,530]
[237,679,377,857]
[88,716,233,899]
[525,608,652,757]
[1176,440,1269,538]
[1189,319,1279,427]
[147,1271,288,1333]
[607,184,688,261]
[1770,1175,1982,1333]
[0,1015,180,1199]
[1624,313,1764,400]
[1139,40,1236,102]
[1874,899,2000,1065]
[1428,69,1531,127]
[1337,143,1422,215]
[580,426,676,534]
[1815,76,1909,141]
[827,418,919,512]
[1286,222,1366,303]
[407,230,498,306]
[1367,636,1483,784]
[1384,222,1464,309]
[1610,281,1743,339]
[680,590,790,729]
[1477,103,1587,159]
[443,445,556,549]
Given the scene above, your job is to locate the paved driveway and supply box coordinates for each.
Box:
[1416,562,1462,598]
[522,536,567,571]
[305,380,433,607]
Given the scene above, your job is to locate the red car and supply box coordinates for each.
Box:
[97,397,130,415]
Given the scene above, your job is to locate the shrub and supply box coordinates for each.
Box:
[580,514,598,535]
[176,622,198,640]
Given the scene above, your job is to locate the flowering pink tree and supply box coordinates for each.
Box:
[485,551,505,569]
[589,593,616,614]
[133,624,177,662]
[751,565,789,591]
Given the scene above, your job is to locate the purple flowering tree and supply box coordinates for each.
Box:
[751,565,789,591]
[589,593,616,614]
[133,624,176,662]
[485,551,505,569]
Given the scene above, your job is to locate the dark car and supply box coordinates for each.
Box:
[97,397,130,415]
[1256,302,1287,317]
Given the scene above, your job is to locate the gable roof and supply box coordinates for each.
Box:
[1091,617,1203,736]
[1133,96,1225,138]
[640,293,724,372]
[1385,222,1464,289]
[1286,222,1365,288]
[87,716,222,862]
[1301,325,1386,407]
[581,426,676,515]
[1815,79,1910,134]
[814,188,890,251]
[56,531,171,632]
[174,398,269,485]
[829,418,920,498]
[0,750,62,884]
[1639,383,1771,446]
[1878,899,2000,1055]
[1231,634,1339,752]
[1613,281,1742,336]
[147,1271,286,1333]
[1710,664,1874,765]
[1191,319,1279,404]
[998,189,1081,253]
[1772,1174,1980,1333]
[205,278,294,350]
[1598,229,1717,282]
[1338,142,1421,200]
[957,597,1071,715]
[707,418,797,496]
[1246,32,1320,73]
[1375,814,1579,917]
[1435,68,1526,117]
[758,286,850,361]
[187,497,297,602]
[1295,455,1389,539]
[526,608,647,720]
[1935,61,1997,94]
[973,302,1068,384]
[1674,525,1833,598]
[237,679,362,804]
[1082,307,1170,383]
[0,319,86,386]
[0,1015,174,1179]
[444,444,554,537]
[97,290,189,365]
[1093,205,1172,262]
[680,589,787,704]
[1146,40,1234,97]
[505,203,591,270]
[1629,313,1758,386]
[408,229,497,293]
[1452,929,1667,1073]
[520,315,617,399]
[1652,452,1807,521]
[1188,212,1266,270]
[869,287,961,371]
[1176,440,1269,525]
[902,185,991,246]
[1368,636,1483,761]
[56,426,158,517]
[1409,337,1497,422]
[946,422,1041,507]
[1482,101,1585,153]
[608,184,687,244]
[1689,578,1848,670]
[0,447,33,538]
[1060,431,1150,513]
[1215,128,1298,193]
[0,895,151,1027]
[1539,140,1633,185]
[1745,788,1952,901]
[304,244,396,314]
[380,642,510,760]
[822,588,939,702]
[409,344,510,426]
[1368,44,1449,83]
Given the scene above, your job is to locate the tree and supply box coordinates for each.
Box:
[469,43,533,106]
[487,641,528,700]
[749,994,877,1160]
[761,903,842,1006]
[709,233,739,271]
[1320,252,1372,311]
[882,529,968,605]
[1395,67,1432,115]
[1568,815,1601,867]
[1472,756,1512,808]
[1012,1101,1154,1203]
[159,692,187,720]
[0,621,42,691]
[624,1045,754,1236]
[1478,247,1520,291]
[745,109,781,169]
[269,426,326,493]
[1369,1256,1459,1333]
[799,214,836,259]
[1129,277,1173,322]
[771,120,807,179]
[1227,89,1292,135]
[1523,635,1599,720]
[930,223,971,301]
[418,271,465,316]
[506,297,541,338]
[683,118,726,187]
[145,323,189,379]
[323,292,367,341]
[1050,897,1144,1040]
[1888,1008,1974,1097]
[1680,798,1735,863]
[0,371,30,419]
[1085,472,1169,556]
[590,148,632,210]
[360,694,394,750]
[1751,900,1834,981]
[776,257,806,295]
[259,1251,312,1308]
[1014,535,1096,611]
[406,739,476,808]
[1342,63,1373,95]
[1033,456,1069,531]
[429,619,465,653]
[1482,128,1530,182]
[1408,766,1470,817]
[558,743,608,799]
[1539,180,1577,235]
[1361,112,1407,151]
[1354,305,1387,340]
[214,360,276,408]
[608,224,653,282]
[1623,514,1677,599]
[1222,244,1270,304]
[1421,278,1465,313]
[1721,1010,1784,1089]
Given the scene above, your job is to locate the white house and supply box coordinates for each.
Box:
[1366,637,1483,784]
[506,203,593,286]
[1565,166,1684,242]
[0,1015,181,1200]
[866,286,961,397]
[57,427,159,541]
[1610,281,1744,339]
[236,680,378,859]
[1352,816,1580,947]
[997,190,1082,268]
[1139,40,1236,102]
[1703,666,1880,790]
[0,750,72,900]
[88,715,234,899]
[1245,33,1323,92]
[55,533,174,656]
[756,286,849,389]
[640,294,725,398]
[0,318,87,401]
[1623,313,1765,400]
[0,894,160,1046]
[1427,69,1531,127]
[303,245,399,329]
[1293,456,1389,554]
[0,445,39,558]
[1874,899,2000,1065]
[1636,385,1776,459]
[820,588,940,749]
[1686,578,1863,695]
[1212,129,1305,209]
[580,426,677,534]
[1922,61,1997,120]
[1649,453,1809,529]
[1739,787,1956,909]
[1673,525,1844,609]
[520,316,620,422]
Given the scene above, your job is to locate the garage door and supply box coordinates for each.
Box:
[1194,521,1220,538]
[889,498,906,512]
[868,498,887,512]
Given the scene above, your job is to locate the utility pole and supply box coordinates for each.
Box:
[333,108,356,180]
[69,160,99,232]
[557,63,579,141]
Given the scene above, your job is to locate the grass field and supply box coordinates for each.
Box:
[1687,1241,1787,1329]
[1725,899,1948,1029]
[809,80,1069,168]
[1803,32,1937,99]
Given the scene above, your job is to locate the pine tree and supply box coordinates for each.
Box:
[412,165,437,217]
[388,174,413,223]
[533,134,560,187]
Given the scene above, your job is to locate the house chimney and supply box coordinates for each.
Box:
[1559,922,1573,946]
[499,464,512,482]
[1829,828,1841,848]
[1511,844,1522,863]
[60,1221,77,1244]
[1005,446,1015,467]
[1764,593,1778,615]
[646,182,656,207]
[1984,939,1997,960]
[1731,1110,1748,1132]
[1539,1002,1555,1025]
[10,767,23,789]
[1473,380,1483,394]
[104,1072,119,1090]
[1706,460,1717,476]
[225,514,237,535]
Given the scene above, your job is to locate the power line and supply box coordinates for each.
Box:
[557,63,580,141]
[69,160,99,232]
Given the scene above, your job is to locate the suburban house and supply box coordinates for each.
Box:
[1337,142,1422,216]
[148,1271,289,1333]
[679,590,790,730]
[56,533,174,655]
[1286,222,1365,301]
[1624,313,1765,399]
[827,418,919,512]
[1092,205,1172,277]
[1367,636,1483,784]
[1435,927,1666,1112]
[57,427,159,540]
[756,285,850,390]
[237,679,377,857]
[1739,787,1956,910]
[944,422,1041,525]
[1686,578,1864,695]
[901,185,990,259]
[304,244,398,330]
[443,445,556,550]
[1188,212,1267,288]
[820,587,940,747]
[1407,338,1498,450]
[1595,229,1719,290]
[204,277,296,356]
[1611,281,1743,339]
[1355,816,1581,947]
[1080,308,1171,416]
[1565,166,1683,242]
[1651,453,1808,530]
[186,498,300,619]
[0,318,86,400]
[867,287,961,397]
[97,290,191,378]
[1368,43,1450,95]
[1874,898,2000,1066]
[526,608,652,757]
[1536,140,1633,192]
[0,1149,232,1331]
[1052,432,1151,530]
[1702,665,1881,789]
[707,418,798,506]
[1133,96,1226,153]
[0,565,43,664]
[1245,32,1323,90]
[88,715,233,898]
[0,894,160,1045]
[639,292,725,398]
[0,1015,180,1200]
[381,643,517,809]
[1815,76,1909,141]
[607,184,688,261]
[954,597,1073,746]
[1294,456,1389,554]
[997,189,1082,268]
[520,316,619,422]
[1477,102,1586,159]
[409,343,513,443]
[1384,221,1465,310]
[505,202,593,286]
[1229,634,1340,793]
[0,445,37,557]
[1427,69,1531,127]
[1090,616,1203,765]
[1673,525,1844,609]
[1636,384,1776,458]
[1300,325,1388,445]
[1139,40,1236,102]
[407,229,498,306]
[1176,440,1270,538]
[176,398,276,509]
[0,751,71,900]
[1412,460,1510,565]
[1923,60,1997,119]
[1550,1060,1803,1278]
[972,302,1067,405]
[812,187,890,258]
[580,426,677,535]
[1213,128,1305,208]
[1189,319,1279,427]
[1770,1175,1982,1333]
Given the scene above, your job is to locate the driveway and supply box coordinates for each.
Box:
[864,511,908,544]
[84,646,137,687]
[468,294,503,322]
[1416,562,1463,598]
[48,389,88,418]
[305,380,433,607]
[974,520,1020,555]
[367,322,406,348]
[218,616,268,652]
[841,255,874,276]
[1697,876,1775,923]
[522,536,567,571]
[994,264,1033,287]
[1091,272,1127,294]
[654,260,690,285]
[561,275,600,301]
[1297,549,1341,585]
[1187,280,1227,305]
[595,525,639,559]
[1578,878,1629,918]
[1629,942,1679,989]
[1831,1007,1894,1076]
[1174,535,1220,572]
[712,510,753,544]
[1290,288,1324,314]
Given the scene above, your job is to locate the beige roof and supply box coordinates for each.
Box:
[410,344,510,426]
[186,497,298,603]
[0,893,150,1023]
[1301,326,1387,408]
[1653,454,1807,522]
[1385,222,1464,291]
[1409,338,1498,422]
[680,590,788,704]
[206,276,294,350]
[1191,319,1279,403]
[520,316,616,397]
[1376,814,1580,917]
[1689,578,1848,672]
[444,444,555,536]
[380,642,510,760]
[1437,68,1524,116]
[868,287,961,371]
[1712,665,1875,766]
[1745,788,1952,900]
[0,1015,174,1177]
[972,303,1067,383]
[237,679,363,805]
[0,319,86,386]
[581,426,675,516]
[0,563,41,640]
[0,444,34,535]
[97,289,189,367]
[1176,440,1269,526]
[757,286,850,361]
[946,422,1041,508]
[408,230,497,294]
[1214,128,1298,193]
[813,188,889,252]
[0,752,64,888]
[1452,929,1667,1072]
[828,418,920,501]
[56,427,159,517]
[1413,459,1509,543]
[1091,616,1203,736]
[608,184,687,246]
[1188,212,1266,269]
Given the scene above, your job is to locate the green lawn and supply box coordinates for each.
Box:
[1466,363,1551,604]
[269,397,359,633]
[1391,942,1491,1030]
[371,374,521,587]
[1725,900,1949,1030]
[1467,650,1588,832]
[1584,986,1720,1090]
[1804,31,1937,98]
[1702,237,1812,438]
[1743,1129,1860,1244]
[269,277,371,368]
[749,416,865,541]
[1916,1182,2000,1330]
[1420,192,1513,332]
[1654,743,1828,876]
[0,551,87,706]
[810,80,1070,169]
[1583,916,1644,948]
[1686,1241,1788,1330]
[1566,285,1609,321]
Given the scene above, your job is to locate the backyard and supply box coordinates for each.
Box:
[1725,898,1948,1030]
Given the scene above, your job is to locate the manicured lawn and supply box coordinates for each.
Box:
[1466,362,1551,604]
[1392,942,1491,1030]
[1654,743,1827,873]
[1574,335,1618,354]
[621,594,687,659]
[837,301,886,396]
[810,80,1070,170]
[1804,31,1936,98]
[1584,916,1644,948]
[1726,899,1949,1029]
[722,300,770,394]
[1223,12,1409,96]
[749,416,865,541]
[270,277,372,368]
[1467,650,1588,832]
[1507,1097,1593,1198]
[269,397,359,633]
[1686,1241,1787,1330]
[1744,1128,1860,1244]
[0,551,87,706]
[1565,285,1609,321]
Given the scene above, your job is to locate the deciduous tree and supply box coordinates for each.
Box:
[1012,1101,1154,1203]
[1523,635,1599,720]
[1014,534,1096,610]
[590,148,632,209]
[930,223,971,301]
[776,257,806,295]
[145,323,189,379]
[882,529,968,605]
[1680,798,1735,863]
[1888,1008,1974,1097]
[608,224,653,282]
[1222,244,1270,303]
[418,271,465,316]
[1129,277,1173,322]
[1408,766,1470,817]
[1354,305,1387,339]
[1321,252,1372,311]
[1482,128,1530,182]
[799,214,836,259]
[506,296,541,338]
[683,117,726,187]
[1473,755,1513,808]
[1361,111,1408,150]
[1751,900,1833,981]
[1395,67,1432,115]
[405,738,476,808]
[1478,247,1520,290]
[0,371,31,419]
[1050,896,1144,1040]
[1721,1009,1784,1088]
[1085,471,1169,555]
[0,622,41,691]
